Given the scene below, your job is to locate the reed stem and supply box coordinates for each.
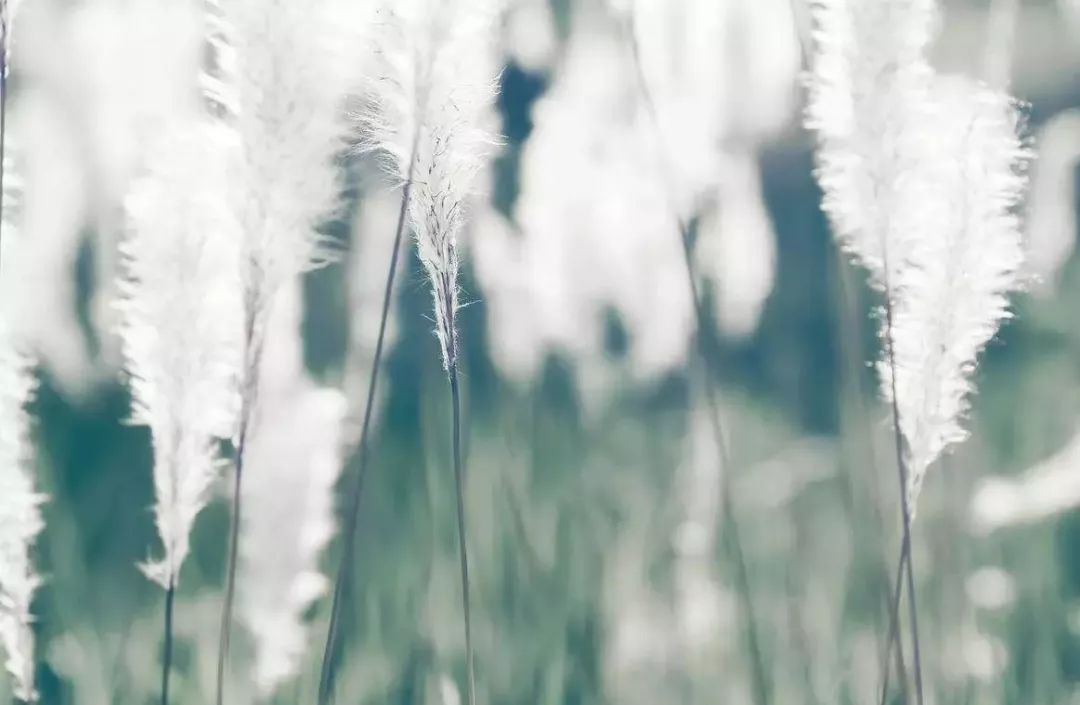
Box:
[449,359,476,705]
[161,581,176,705]
[316,173,415,704]
[619,11,770,705]
[216,326,258,705]
[879,536,910,705]
[877,265,924,705]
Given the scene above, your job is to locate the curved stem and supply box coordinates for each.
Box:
[316,175,414,704]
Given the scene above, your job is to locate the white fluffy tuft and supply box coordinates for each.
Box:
[807,0,1030,513]
[221,0,360,355]
[117,123,243,589]
[358,0,502,370]
[885,78,1029,509]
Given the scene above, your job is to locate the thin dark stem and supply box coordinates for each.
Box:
[877,273,924,705]
[161,581,176,705]
[619,14,770,705]
[834,255,909,700]
[316,176,414,704]
[902,523,923,702]
[216,399,252,705]
[880,536,910,705]
[449,359,476,705]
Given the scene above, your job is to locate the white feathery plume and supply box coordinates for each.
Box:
[807,0,1029,512]
[211,0,360,693]
[222,0,355,349]
[805,0,937,283]
[885,77,1028,510]
[238,284,345,697]
[116,122,243,589]
[358,0,501,370]
[0,141,44,703]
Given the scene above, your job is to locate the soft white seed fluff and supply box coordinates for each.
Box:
[238,284,345,697]
[805,0,937,282]
[885,78,1028,510]
[117,123,243,589]
[807,0,1029,513]
[0,145,44,703]
[358,0,501,370]
[221,0,357,360]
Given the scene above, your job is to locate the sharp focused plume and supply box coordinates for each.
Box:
[807,0,1030,512]
[117,123,243,590]
[357,0,501,370]
[885,78,1029,509]
[805,0,936,283]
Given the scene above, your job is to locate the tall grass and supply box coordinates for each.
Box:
[616,5,771,702]
[204,1,355,701]
[316,3,501,703]
[0,0,1058,703]
[807,0,1030,700]
[116,121,242,705]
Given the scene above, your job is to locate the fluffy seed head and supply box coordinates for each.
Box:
[117,122,243,588]
[357,0,502,369]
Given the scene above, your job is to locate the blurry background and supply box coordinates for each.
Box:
[2,0,1080,703]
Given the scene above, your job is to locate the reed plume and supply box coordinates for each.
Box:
[209,1,355,699]
[356,0,499,372]
[0,143,43,704]
[807,1,1029,701]
[326,3,500,704]
[884,77,1028,514]
[807,0,1029,520]
[116,121,243,705]
[119,123,242,594]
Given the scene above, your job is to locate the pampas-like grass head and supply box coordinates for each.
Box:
[807,0,1030,514]
[223,0,354,337]
[885,77,1029,509]
[805,0,937,282]
[357,0,501,370]
[117,122,243,589]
